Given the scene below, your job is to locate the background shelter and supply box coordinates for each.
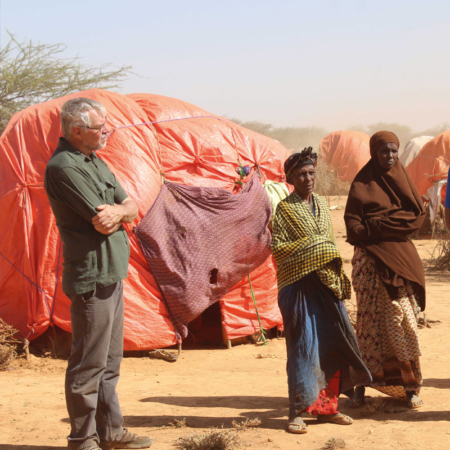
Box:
[406,130,450,207]
[0,89,291,351]
[319,130,371,184]
[400,136,434,168]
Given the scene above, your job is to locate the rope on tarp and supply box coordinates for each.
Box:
[108,115,243,176]
[50,239,62,323]
[247,274,268,345]
[0,251,52,326]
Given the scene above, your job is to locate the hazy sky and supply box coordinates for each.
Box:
[1,0,450,131]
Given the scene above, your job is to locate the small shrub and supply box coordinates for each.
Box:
[170,418,188,428]
[320,437,346,449]
[0,319,21,370]
[360,397,386,417]
[231,418,261,431]
[314,157,350,198]
[176,428,240,450]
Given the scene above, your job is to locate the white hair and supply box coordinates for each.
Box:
[60,98,106,139]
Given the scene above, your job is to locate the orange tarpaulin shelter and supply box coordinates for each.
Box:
[406,130,450,204]
[319,131,371,184]
[0,89,290,350]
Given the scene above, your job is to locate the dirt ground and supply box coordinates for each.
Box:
[2,196,450,450]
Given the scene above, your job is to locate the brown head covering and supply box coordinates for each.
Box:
[284,147,317,184]
[369,130,400,157]
[344,132,426,309]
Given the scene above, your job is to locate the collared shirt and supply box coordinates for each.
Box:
[44,138,130,295]
[271,191,351,300]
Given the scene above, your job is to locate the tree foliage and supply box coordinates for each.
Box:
[0,32,132,134]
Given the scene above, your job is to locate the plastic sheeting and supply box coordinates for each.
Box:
[400,136,434,168]
[319,131,371,184]
[0,89,290,350]
[406,130,450,206]
[263,180,290,225]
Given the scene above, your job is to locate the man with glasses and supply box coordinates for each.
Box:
[45,98,152,450]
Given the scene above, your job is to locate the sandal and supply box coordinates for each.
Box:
[317,413,353,425]
[148,349,178,363]
[287,416,308,434]
[406,392,424,409]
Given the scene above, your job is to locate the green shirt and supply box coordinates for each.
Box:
[44,138,130,295]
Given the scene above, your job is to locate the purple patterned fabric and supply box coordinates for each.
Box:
[135,175,272,340]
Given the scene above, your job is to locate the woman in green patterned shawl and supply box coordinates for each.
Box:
[272,147,371,434]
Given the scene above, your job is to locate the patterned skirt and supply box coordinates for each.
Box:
[352,247,422,397]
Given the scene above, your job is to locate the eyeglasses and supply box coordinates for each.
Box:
[80,120,108,133]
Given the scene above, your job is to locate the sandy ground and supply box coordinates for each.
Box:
[2,197,450,450]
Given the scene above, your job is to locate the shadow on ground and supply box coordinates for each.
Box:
[0,447,65,450]
[422,378,450,389]
[140,395,288,409]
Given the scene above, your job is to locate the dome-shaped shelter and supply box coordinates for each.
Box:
[406,130,450,207]
[319,131,371,184]
[0,89,290,350]
[400,136,434,168]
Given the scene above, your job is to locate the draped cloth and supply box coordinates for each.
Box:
[344,156,426,309]
[272,192,351,300]
[135,175,272,340]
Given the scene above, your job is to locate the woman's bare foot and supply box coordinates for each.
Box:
[287,416,308,434]
[406,391,424,409]
[346,386,365,408]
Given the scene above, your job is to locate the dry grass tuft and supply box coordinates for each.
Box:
[231,418,261,431]
[175,428,241,450]
[319,437,346,449]
[315,157,350,198]
[429,229,450,271]
[420,203,450,272]
[0,318,21,370]
[170,418,188,428]
[359,397,386,417]
[0,344,15,370]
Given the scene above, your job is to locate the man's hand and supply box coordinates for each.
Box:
[92,204,125,234]
[92,197,138,235]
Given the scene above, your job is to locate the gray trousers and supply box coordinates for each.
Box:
[66,281,124,443]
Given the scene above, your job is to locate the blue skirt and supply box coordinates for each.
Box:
[278,272,371,417]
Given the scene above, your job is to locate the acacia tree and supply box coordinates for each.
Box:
[0,32,132,134]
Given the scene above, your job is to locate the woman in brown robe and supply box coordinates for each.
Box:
[344,131,426,408]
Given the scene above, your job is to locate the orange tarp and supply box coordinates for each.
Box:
[319,131,371,184]
[406,130,450,203]
[0,89,290,350]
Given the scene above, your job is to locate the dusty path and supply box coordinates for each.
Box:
[2,199,450,450]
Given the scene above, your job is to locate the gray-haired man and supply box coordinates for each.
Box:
[45,98,152,450]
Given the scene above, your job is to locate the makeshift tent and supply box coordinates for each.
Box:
[0,89,291,351]
[407,130,450,209]
[319,131,371,184]
[400,136,434,168]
